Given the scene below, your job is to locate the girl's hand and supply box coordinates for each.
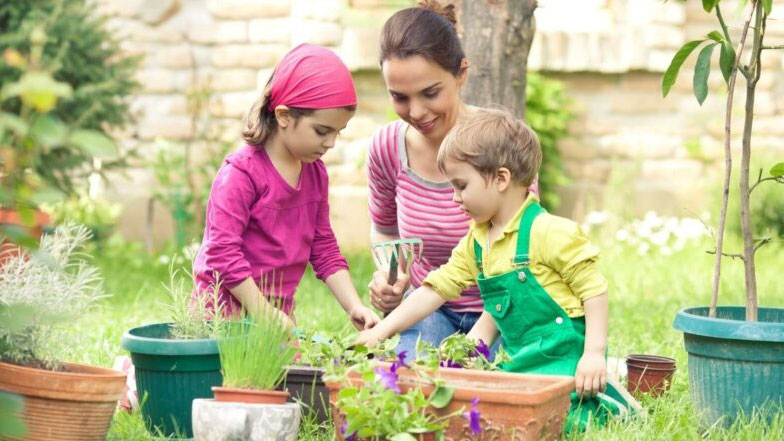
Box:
[368,270,410,313]
[354,327,385,348]
[349,305,381,330]
[574,351,606,397]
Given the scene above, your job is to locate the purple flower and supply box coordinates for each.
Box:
[463,397,481,436]
[391,350,410,374]
[375,365,400,394]
[341,422,357,441]
[440,359,463,369]
[473,339,491,359]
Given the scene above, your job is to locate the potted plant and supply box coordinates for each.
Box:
[326,355,460,441]
[662,0,784,427]
[120,268,226,438]
[191,295,301,441]
[0,224,127,441]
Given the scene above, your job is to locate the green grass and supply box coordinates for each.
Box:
[65,234,784,440]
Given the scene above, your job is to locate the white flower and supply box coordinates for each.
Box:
[650,230,670,246]
[637,242,650,255]
[660,246,673,256]
[585,211,609,225]
[615,229,630,242]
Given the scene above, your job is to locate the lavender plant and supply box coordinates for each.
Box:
[0,224,103,370]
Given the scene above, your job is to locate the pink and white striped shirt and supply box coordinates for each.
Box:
[367,121,483,312]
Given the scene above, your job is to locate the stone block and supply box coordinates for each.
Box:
[292,20,343,46]
[292,0,343,22]
[210,91,259,118]
[328,185,370,251]
[138,115,194,140]
[564,159,612,183]
[339,26,383,71]
[124,19,186,44]
[248,19,292,44]
[610,92,678,114]
[640,159,704,182]
[596,131,680,159]
[199,69,260,92]
[207,0,291,19]
[138,0,180,25]
[256,68,274,92]
[135,69,177,93]
[557,138,600,161]
[130,95,189,119]
[188,20,248,44]
[145,44,194,69]
[211,45,283,68]
[192,399,300,441]
[97,0,143,18]
[643,25,685,49]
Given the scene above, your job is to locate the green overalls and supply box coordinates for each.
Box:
[474,202,629,432]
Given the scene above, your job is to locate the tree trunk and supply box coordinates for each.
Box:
[457,0,537,116]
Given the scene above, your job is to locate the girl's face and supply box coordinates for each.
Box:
[442,157,500,225]
[381,55,467,142]
[277,107,354,163]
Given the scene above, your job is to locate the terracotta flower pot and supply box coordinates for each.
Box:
[0,209,50,265]
[211,386,289,404]
[625,355,677,397]
[0,360,126,441]
[327,362,573,441]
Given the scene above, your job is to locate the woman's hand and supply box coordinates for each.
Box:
[368,270,410,313]
[574,351,607,397]
[349,305,381,330]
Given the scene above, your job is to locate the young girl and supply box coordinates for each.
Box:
[192,44,379,331]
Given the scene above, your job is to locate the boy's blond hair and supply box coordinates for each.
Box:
[437,108,541,187]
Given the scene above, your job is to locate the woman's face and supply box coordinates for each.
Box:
[381,55,467,142]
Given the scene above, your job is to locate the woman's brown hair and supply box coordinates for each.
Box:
[379,0,464,76]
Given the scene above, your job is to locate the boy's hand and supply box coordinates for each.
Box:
[368,271,410,313]
[349,305,381,330]
[574,351,606,397]
[354,327,386,348]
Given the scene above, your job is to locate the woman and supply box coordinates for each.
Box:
[366,1,538,355]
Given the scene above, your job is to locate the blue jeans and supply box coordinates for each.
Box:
[396,303,502,361]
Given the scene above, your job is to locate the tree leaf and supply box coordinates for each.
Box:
[719,41,736,84]
[702,0,720,12]
[770,162,784,177]
[67,129,117,159]
[30,115,67,149]
[761,0,772,16]
[429,385,455,409]
[693,43,717,105]
[662,40,705,97]
[707,31,724,43]
[0,112,28,137]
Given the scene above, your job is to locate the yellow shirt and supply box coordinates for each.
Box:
[423,194,608,317]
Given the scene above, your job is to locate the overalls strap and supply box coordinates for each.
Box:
[473,202,546,272]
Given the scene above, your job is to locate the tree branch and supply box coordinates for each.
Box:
[749,176,783,194]
[753,237,772,254]
[762,45,784,50]
[707,249,745,261]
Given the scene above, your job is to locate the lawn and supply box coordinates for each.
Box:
[65,231,784,440]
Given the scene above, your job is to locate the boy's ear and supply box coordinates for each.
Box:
[495,167,512,191]
[274,105,291,128]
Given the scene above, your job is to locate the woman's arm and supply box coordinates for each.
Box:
[369,229,410,313]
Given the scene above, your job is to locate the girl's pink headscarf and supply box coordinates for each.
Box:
[268,43,357,110]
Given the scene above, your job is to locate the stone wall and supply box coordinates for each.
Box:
[95,0,784,250]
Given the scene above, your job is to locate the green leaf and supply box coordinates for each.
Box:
[719,41,736,84]
[0,113,28,137]
[30,115,67,148]
[707,31,724,43]
[762,0,772,16]
[0,391,27,438]
[693,43,717,105]
[662,40,705,98]
[702,0,720,12]
[770,162,784,177]
[390,433,418,441]
[429,385,455,409]
[67,129,117,159]
[338,388,358,399]
[30,187,64,206]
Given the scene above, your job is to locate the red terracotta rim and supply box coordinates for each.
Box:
[0,361,126,401]
[625,354,676,364]
[212,386,289,404]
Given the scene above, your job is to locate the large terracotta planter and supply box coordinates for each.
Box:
[327,363,573,441]
[0,360,126,441]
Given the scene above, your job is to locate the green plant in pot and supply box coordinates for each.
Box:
[120,267,227,438]
[663,0,784,428]
[0,224,127,440]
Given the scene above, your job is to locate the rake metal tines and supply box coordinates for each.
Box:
[370,238,423,285]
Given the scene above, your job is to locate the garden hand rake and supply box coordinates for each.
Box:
[371,238,423,285]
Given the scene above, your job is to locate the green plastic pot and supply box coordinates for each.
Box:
[121,323,222,438]
[673,306,784,427]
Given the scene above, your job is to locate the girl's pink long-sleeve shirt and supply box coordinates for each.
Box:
[192,144,348,316]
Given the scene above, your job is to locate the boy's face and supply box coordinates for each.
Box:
[443,157,500,225]
[277,107,354,163]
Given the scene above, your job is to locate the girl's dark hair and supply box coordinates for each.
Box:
[379,0,464,76]
[242,74,356,146]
